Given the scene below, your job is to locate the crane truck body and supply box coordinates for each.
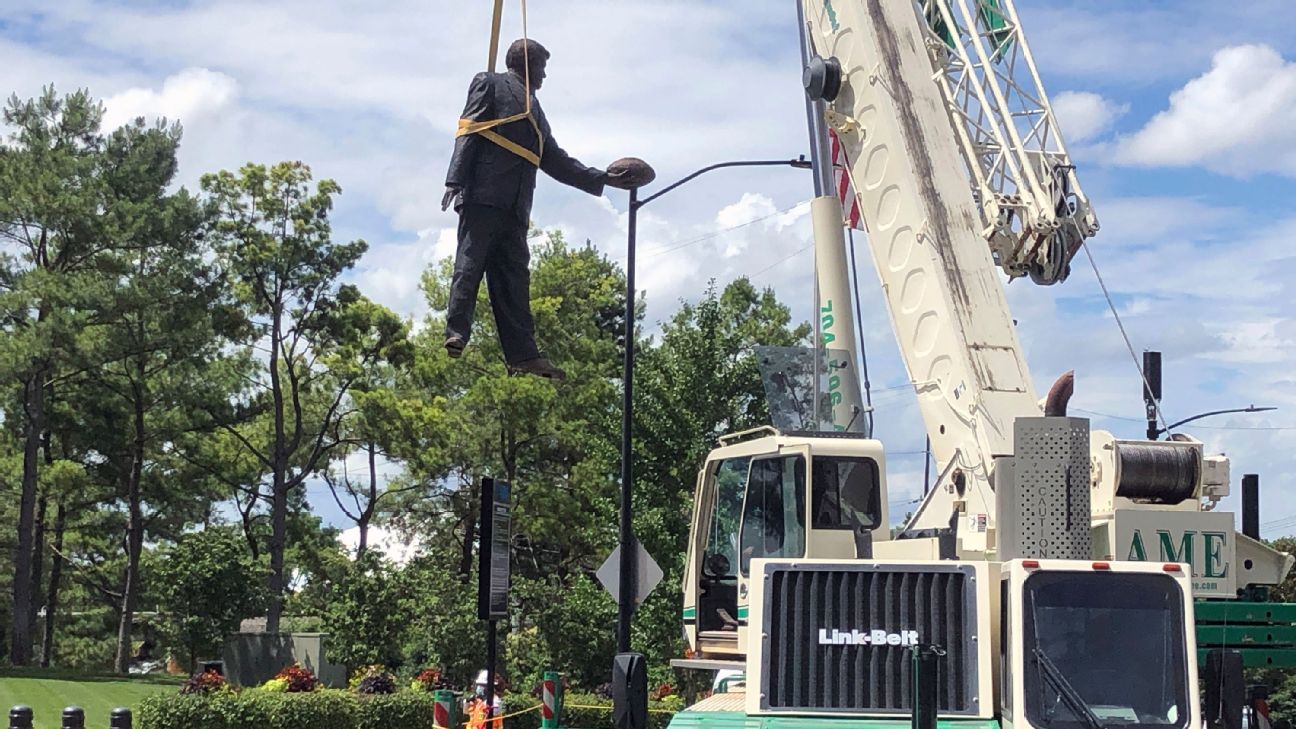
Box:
[668,1,1295,727]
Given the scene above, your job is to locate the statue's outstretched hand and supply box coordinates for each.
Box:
[441,187,461,212]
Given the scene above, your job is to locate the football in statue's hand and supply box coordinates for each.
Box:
[605,157,656,190]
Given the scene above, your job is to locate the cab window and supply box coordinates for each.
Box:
[811,456,881,530]
[739,455,806,576]
[704,457,749,579]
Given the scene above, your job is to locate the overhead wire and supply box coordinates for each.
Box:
[1262,514,1296,530]
[638,201,809,260]
[748,243,813,279]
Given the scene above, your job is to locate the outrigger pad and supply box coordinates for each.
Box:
[606,157,655,190]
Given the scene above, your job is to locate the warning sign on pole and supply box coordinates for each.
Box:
[596,538,663,608]
[477,478,512,620]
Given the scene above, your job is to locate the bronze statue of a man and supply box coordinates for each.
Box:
[442,38,634,380]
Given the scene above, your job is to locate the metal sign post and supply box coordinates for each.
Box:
[478,477,512,722]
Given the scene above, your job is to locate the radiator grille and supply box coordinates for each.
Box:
[761,565,976,714]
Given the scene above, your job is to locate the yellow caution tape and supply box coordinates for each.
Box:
[433,701,544,729]
[566,703,677,715]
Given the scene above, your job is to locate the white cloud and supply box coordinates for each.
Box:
[1052,91,1127,143]
[351,228,454,319]
[337,525,422,565]
[716,193,777,258]
[102,67,238,130]
[1115,44,1296,176]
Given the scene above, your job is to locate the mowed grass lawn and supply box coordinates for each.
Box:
[0,670,180,729]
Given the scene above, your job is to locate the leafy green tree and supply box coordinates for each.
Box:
[0,87,115,664]
[0,88,237,666]
[319,552,405,670]
[321,294,433,560]
[399,553,483,686]
[201,162,408,633]
[150,526,267,671]
[67,115,248,672]
[385,229,813,688]
[384,232,627,687]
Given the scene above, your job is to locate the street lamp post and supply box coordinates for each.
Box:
[610,157,810,729]
[1141,350,1277,438]
[615,156,811,654]
[1157,406,1277,436]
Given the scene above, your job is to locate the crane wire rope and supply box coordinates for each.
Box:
[847,226,875,437]
[1080,240,1172,437]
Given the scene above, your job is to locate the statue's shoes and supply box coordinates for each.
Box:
[508,357,567,381]
[445,336,466,359]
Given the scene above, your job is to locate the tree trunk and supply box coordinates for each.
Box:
[41,500,66,668]
[28,494,47,657]
[236,488,261,560]
[114,384,147,673]
[30,418,55,662]
[265,295,288,635]
[355,442,378,561]
[10,369,45,665]
[356,513,370,561]
[457,479,479,580]
[266,478,287,633]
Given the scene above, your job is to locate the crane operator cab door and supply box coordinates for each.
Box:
[683,437,886,660]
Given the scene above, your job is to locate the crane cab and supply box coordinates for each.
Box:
[680,427,889,663]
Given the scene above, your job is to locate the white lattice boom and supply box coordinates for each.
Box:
[916,0,1099,285]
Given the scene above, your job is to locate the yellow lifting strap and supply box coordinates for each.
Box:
[455,0,543,167]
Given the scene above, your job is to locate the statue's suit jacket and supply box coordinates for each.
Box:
[446,70,606,222]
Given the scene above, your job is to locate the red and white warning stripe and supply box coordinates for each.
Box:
[829,128,864,231]
[1255,697,1272,729]
[542,677,556,721]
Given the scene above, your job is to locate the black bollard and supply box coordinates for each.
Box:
[109,708,132,729]
[61,706,84,729]
[8,706,33,729]
[911,645,940,729]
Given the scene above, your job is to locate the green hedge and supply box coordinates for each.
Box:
[140,689,679,729]
[139,689,432,729]
[356,693,438,729]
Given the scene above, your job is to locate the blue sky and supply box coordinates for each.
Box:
[5,0,1296,543]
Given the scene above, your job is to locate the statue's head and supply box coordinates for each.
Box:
[506,39,550,91]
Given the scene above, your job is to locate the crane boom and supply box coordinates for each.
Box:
[803,0,1040,547]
